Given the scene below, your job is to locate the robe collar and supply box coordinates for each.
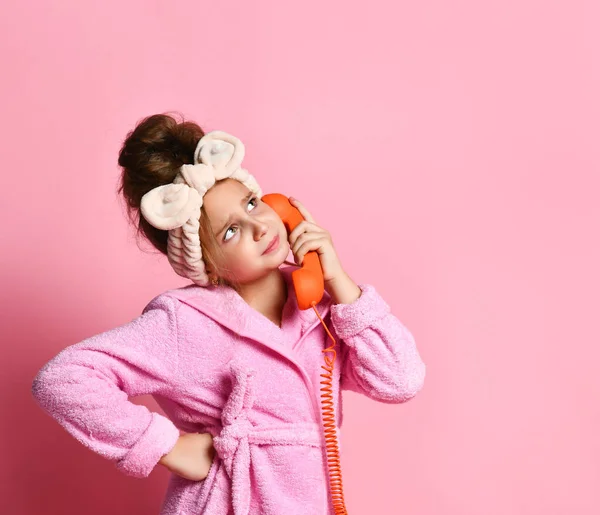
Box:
[165,265,332,359]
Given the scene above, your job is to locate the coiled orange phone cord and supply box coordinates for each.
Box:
[311,300,349,515]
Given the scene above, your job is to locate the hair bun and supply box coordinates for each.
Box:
[117,112,206,255]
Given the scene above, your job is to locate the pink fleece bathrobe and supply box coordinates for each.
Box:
[32,266,426,514]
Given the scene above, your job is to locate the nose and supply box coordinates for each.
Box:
[252,220,269,240]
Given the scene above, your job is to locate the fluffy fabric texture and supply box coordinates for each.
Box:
[139,130,262,287]
[31,266,426,514]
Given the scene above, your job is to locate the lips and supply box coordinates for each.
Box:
[263,234,280,254]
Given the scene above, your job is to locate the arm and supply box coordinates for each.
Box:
[329,281,426,403]
[31,294,182,478]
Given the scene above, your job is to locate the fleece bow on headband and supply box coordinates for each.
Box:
[140,131,263,286]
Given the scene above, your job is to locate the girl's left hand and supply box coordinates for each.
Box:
[287,197,345,283]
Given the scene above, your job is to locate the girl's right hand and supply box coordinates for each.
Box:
[159,432,215,481]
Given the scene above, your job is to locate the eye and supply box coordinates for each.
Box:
[223,226,237,241]
[223,197,259,242]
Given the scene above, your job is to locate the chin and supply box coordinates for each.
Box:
[264,251,288,271]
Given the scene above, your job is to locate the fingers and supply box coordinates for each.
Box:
[287,197,331,266]
[289,197,316,224]
[291,233,328,264]
[288,220,325,244]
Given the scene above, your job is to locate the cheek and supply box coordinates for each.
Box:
[225,253,247,271]
[220,245,255,272]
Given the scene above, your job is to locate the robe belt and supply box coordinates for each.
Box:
[211,364,323,515]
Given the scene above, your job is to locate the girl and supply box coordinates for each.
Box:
[31,113,426,515]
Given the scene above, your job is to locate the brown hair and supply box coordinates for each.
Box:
[116,112,240,291]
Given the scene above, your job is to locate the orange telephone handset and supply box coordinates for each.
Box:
[261,193,349,515]
[260,193,325,310]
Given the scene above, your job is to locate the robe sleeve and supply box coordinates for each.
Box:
[330,284,426,403]
[31,293,182,478]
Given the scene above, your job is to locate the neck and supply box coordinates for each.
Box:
[236,268,288,326]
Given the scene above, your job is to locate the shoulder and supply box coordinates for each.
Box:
[141,284,219,326]
[143,284,202,311]
[143,285,238,363]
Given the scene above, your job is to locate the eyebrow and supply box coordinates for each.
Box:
[216,191,255,237]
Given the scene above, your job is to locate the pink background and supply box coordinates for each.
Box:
[2,0,599,513]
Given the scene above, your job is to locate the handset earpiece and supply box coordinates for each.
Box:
[261,193,324,310]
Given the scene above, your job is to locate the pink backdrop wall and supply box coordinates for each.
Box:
[2,1,598,513]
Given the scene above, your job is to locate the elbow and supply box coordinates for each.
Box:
[387,359,426,404]
[386,326,426,403]
[31,361,64,412]
[31,366,53,410]
[403,359,426,401]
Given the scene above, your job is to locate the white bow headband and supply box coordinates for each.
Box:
[140,131,263,286]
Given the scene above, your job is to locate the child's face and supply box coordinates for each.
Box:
[201,179,288,284]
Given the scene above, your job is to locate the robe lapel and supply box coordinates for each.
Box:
[166,266,332,372]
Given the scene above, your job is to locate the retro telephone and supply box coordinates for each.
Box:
[261,193,349,515]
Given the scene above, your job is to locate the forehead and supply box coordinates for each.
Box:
[203,179,251,220]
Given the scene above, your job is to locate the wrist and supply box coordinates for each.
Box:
[159,434,181,468]
[325,271,362,305]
